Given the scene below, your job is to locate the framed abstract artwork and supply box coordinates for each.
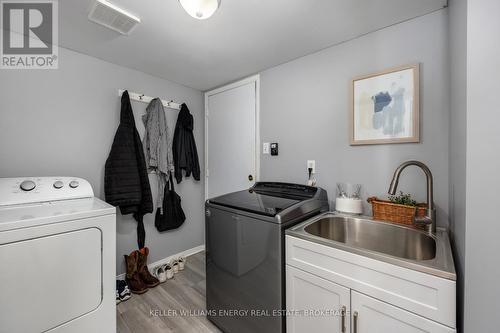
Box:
[350,63,420,145]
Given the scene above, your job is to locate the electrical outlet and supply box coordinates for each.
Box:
[263,142,270,154]
[307,160,316,174]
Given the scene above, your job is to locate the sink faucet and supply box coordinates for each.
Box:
[388,161,436,234]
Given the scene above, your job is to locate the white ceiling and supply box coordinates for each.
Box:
[59,0,447,91]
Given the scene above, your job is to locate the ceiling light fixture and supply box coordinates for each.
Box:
[179,0,220,20]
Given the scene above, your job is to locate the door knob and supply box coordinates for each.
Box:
[248,175,253,181]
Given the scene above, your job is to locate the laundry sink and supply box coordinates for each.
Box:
[304,215,436,260]
[286,212,456,280]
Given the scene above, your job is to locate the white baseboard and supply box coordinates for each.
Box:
[117,244,205,280]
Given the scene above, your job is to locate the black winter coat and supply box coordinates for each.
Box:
[105,91,153,248]
[173,103,200,184]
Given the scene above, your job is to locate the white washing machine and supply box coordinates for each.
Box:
[0,177,116,333]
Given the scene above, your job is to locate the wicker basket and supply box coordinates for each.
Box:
[367,197,427,227]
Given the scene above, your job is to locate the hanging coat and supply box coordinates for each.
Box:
[172,103,200,184]
[142,98,174,211]
[104,90,153,249]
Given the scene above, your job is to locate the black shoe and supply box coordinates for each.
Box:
[116,280,121,304]
[117,280,131,303]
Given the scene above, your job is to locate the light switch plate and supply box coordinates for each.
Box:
[263,142,270,154]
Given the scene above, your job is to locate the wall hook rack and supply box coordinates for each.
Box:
[118,89,182,110]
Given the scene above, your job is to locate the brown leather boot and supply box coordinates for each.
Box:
[124,251,148,294]
[137,247,160,288]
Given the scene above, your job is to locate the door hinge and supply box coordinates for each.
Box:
[206,169,210,177]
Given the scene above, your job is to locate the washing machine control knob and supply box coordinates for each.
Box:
[69,180,79,188]
[20,180,36,191]
[53,180,64,189]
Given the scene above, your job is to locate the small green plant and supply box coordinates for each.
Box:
[389,191,417,206]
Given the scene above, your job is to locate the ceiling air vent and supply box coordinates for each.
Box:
[88,0,140,35]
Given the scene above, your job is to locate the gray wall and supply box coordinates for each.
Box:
[259,10,450,225]
[0,47,205,275]
[448,0,467,331]
[464,0,500,331]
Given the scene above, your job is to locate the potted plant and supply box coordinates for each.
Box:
[367,191,427,227]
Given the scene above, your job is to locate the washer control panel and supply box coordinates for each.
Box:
[0,177,94,206]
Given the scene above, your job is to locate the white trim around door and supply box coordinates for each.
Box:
[204,75,260,200]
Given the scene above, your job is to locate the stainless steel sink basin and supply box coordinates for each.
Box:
[304,215,436,260]
[287,212,456,280]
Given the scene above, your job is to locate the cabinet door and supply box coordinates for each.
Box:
[286,265,350,333]
[351,291,455,333]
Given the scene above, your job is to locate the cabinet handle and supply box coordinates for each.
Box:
[353,311,358,333]
[341,306,346,333]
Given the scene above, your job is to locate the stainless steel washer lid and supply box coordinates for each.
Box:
[207,182,324,218]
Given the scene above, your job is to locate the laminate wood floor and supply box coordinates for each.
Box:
[117,251,221,333]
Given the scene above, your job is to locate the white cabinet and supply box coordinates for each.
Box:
[286,265,350,333]
[351,291,455,333]
[285,235,456,333]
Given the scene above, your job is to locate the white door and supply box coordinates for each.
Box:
[286,265,350,333]
[351,291,455,333]
[205,76,259,199]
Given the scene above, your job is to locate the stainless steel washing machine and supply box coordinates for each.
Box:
[205,182,329,333]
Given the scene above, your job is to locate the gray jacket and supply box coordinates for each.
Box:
[142,98,174,211]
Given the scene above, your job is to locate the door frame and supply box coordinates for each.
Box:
[204,74,261,200]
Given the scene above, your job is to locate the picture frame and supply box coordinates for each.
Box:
[350,63,420,145]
